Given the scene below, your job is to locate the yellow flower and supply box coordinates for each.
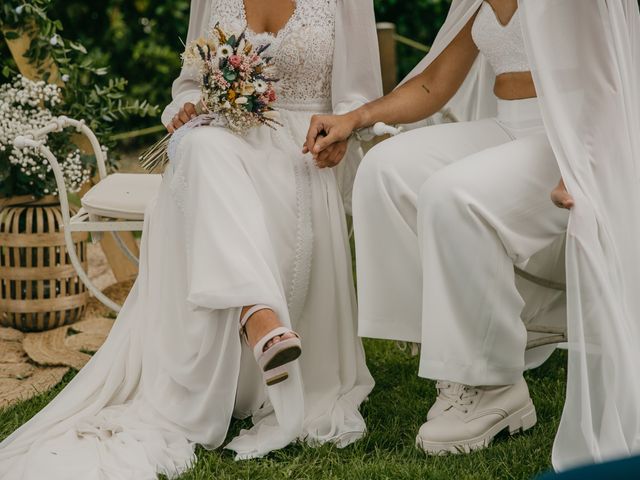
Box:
[240,83,255,96]
[227,90,237,101]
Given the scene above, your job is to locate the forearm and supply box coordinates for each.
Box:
[347,73,457,129]
[347,13,479,130]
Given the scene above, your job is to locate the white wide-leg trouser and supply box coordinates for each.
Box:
[354,99,569,386]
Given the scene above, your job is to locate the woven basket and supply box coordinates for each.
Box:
[0,196,89,331]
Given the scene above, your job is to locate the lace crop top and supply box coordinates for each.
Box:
[471,2,530,75]
[210,0,336,106]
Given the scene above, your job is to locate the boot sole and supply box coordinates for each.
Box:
[416,400,537,455]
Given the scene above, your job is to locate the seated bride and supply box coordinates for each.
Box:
[0,1,383,478]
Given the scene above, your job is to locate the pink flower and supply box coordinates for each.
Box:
[267,89,277,103]
[229,55,242,68]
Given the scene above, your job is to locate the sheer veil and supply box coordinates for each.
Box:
[402,0,640,470]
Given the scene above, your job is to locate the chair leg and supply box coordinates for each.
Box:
[110,231,139,266]
[65,229,122,312]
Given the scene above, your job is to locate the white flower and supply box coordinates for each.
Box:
[15,5,24,14]
[218,45,233,58]
[61,74,70,82]
[235,96,248,105]
[49,35,58,46]
[253,80,267,94]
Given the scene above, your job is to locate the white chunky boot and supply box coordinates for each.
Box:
[416,377,537,455]
[426,381,460,420]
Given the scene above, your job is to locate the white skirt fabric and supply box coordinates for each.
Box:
[0,105,373,479]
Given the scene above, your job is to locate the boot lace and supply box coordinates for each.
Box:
[439,383,479,414]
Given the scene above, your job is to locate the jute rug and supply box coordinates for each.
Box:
[0,280,134,410]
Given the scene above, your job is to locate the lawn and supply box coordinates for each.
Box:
[0,339,567,480]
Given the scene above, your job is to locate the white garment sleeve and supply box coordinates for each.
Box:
[331,0,383,214]
[160,0,212,127]
[331,0,383,115]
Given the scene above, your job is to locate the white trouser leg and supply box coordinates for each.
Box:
[417,132,568,385]
[353,119,515,343]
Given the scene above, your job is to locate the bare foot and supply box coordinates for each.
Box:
[241,306,296,351]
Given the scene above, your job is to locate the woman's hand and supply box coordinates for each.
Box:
[303,113,359,159]
[551,178,574,209]
[308,140,349,169]
[167,102,198,133]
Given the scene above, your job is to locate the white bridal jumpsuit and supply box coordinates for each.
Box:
[0,0,383,478]
[356,0,640,470]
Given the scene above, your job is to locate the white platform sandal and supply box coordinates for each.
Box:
[240,305,302,386]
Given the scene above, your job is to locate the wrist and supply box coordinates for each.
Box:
[346,108,370,132]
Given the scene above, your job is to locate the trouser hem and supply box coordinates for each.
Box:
[419,359,524,386]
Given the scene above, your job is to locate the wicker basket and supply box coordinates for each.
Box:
[0,196,89,331]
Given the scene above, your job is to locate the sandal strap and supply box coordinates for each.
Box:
[239,304,273,343]
[253,326,298,359]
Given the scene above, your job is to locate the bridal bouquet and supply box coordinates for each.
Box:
[140,25,281,172]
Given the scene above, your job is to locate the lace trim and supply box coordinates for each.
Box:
[287,154,313,323]
[237,0,299,40]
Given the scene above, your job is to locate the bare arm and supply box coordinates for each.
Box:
[305,14,479,158]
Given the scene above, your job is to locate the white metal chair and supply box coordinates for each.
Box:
[14,116,162,312]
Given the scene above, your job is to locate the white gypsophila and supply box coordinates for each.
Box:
[0,75,90,194]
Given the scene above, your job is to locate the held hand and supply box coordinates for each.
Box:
[311,140,349,169]
[551,178,574,209]
[303,113,357,157]
[167,102,198,133]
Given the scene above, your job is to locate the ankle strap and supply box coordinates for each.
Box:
[240,304,273,330]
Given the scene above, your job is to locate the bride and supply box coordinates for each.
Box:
[0,1,382,478]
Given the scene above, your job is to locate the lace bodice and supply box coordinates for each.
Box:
[210,0,336,106]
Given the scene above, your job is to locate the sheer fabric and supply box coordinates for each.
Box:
[401,0,640,469]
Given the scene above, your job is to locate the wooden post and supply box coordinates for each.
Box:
[376,22,398,95]
[2,25,61,84]
[3,28,139,282]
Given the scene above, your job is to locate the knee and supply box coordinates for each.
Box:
[179,125,234,152]
[418,170,467,229]
[353,141,400,208]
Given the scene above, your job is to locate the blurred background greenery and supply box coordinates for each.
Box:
[1,0,451,137]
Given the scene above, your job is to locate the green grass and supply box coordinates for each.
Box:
[0,341,567,480]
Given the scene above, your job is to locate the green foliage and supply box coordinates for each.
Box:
[0,0,159,196]
[46,0,191,126]
[375,0,452,77]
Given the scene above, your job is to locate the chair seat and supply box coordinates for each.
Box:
[81,173,162,220]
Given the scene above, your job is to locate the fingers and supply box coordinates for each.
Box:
[183,102,197,120]
[167,102,200,133]
[313,130,342,154]
[178,108,190,124]
[551,184,574,209]
[305,115,325,155]
[314,142,348,169]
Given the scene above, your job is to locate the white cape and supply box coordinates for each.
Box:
[402,0,640,470]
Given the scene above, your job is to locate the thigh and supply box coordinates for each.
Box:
[419,132,569,262]
[356,119,514,199]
